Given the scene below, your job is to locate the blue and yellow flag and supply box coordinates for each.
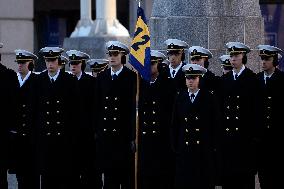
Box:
[129,6,151,81]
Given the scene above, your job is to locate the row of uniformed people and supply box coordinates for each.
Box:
[1,39,283,189]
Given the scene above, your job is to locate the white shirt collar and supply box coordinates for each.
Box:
[188,89,200,102]
[111,66,123,76]
[77,71,83,80]
[48,69,60,81]
[169,63,183,78]
[264,72,273,78]
[233,65,245,79]
[17,71,31,87]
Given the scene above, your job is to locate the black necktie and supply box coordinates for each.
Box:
[234,74,238,80]
[190,93,195,102]
[112,74,118,80]
[51,78,55,84]
[265,76,270,84]
[172,70,176,78]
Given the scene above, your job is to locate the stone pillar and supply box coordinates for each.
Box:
[92,0,129,36]
[0,0,34,71]
[70,0,93,37]
[150,0,265,75]
[64,0,131,67]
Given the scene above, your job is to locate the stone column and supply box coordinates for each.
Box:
[0,0,34,71]
[70,0,94,37]
[92,0,129,36]
[150,0,265,75]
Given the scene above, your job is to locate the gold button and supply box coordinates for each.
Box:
[235,128,239,131]
[186,142,189,145]
[152,122,156,125]
[267,116,270,119]
[113,118,117,121]
[57,121,60,125]
[143,111,146,115]
[235,116,239,120]
[114,108,118,111]
[105,107,108,110]
[268,96,272,99]
[22,133,26,136]
[267,106,271,110]
[57,132,61,136]
[46,112,50,115]
[195,128,200,131]
[143,131,146,135]
[46,101,50,105]
[56,100,60,104]
[195,117,198,120]
[236,106,239,109]
[56,110,60,114]
[153,111,156,114]
[22,123,26,127]
[143,122,147,125]
[104,118,107,120]
[196,141,200,144]
[105,96,109,100]
[46,122,50,125]
[153,101,156,105]
[22,104,26,108]
[227,106,230,109]
[267,125,270,129]
[226,128,229,131]
[47,133,51,136]
[104,129,107,131]
[113,129,116,132]
[152,130,156,134]
[186,129,189,133]
[185,118,188,122]
[114,97,118,100]
[237,96,240,98]
[227,116,230,120]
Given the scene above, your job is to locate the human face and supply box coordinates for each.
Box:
[151,61,159,76]
[17,61,30,76]
[230,53,244,70]
[107,51,123,69]
[186,75,200,92]
[191,56,206,67]
[70,62,82,77]
[261,56,274,72]
[45,58,60,76]
[168,50,183,68]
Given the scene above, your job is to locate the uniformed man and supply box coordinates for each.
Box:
[87,59,109,78]
[164,39,189,95]
[66,50,99,188]
[188,46,220,95]
[0,43,19,189]
[9,49,40,189]
[137,50,172,189]
[171,64,220,189]
[255,45,284,189]
[96,41,137,189]
[219,42,260,189]
[36,47,79,189]
[219,55,233,74]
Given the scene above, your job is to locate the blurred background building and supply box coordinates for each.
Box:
[0,0,283,71]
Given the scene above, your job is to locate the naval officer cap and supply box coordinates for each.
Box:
[15,49,38,63]
[106,41,130,55]
[256,45,283,57]
[219,55,232,69]
[182,64,207,78]
[188,46,213,59]
[39,47,64,59]
[66,50,90,65]
[87,59,109,72]
[151,50,166,64]
[60,55,68,65]
[164,39,189,52]
[226,42,250,55]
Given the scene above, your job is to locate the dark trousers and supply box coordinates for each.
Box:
[41,174,80,189]
[222,173,255,189]
[258,169,278,189]
[16,172,40,189]
[0,168,8,189]
[138,174,174,189]
[79,169,103,189]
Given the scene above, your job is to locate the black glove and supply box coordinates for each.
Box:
[130,140,136,153]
